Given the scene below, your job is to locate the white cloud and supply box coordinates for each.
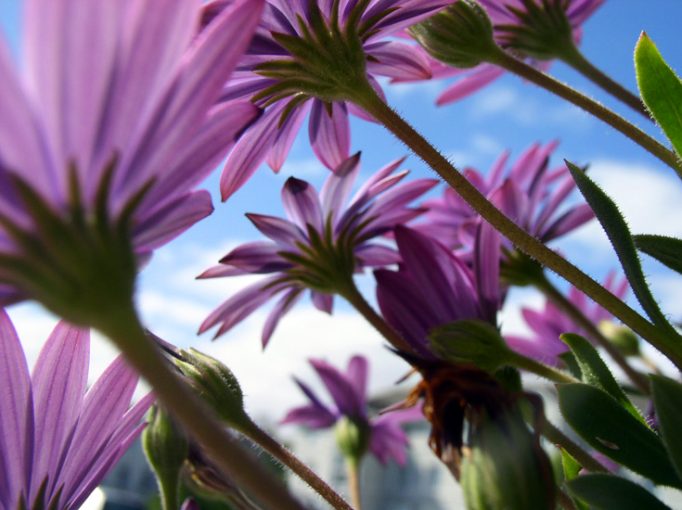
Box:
[279,158,326,179]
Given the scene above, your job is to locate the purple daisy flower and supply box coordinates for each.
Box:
[199,153,437,347]
[216,0,450,200]
[419,142,593,253]
[0,0,263,303]
[429,0,604,105]
[506,272,628,365]
[281,355,422,465]
[0,311,153,509]
[375,224,502,359]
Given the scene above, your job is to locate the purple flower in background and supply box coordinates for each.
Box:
[429,0,603,105]
[199,154,437,347]
[506,273,628,365]
[375,225,501,359]
[217,0,449,199]
[0,0,263,303]
[281,355,422,465]
[0,311,153,509]
[420,142,593,253]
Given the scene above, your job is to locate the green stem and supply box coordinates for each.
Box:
[489,48,682,179]
[558,43,650,119]
[534,275,650,395]
[244,423,354,510]
[542,421,608,473]
[339,279,415,354]
[557,489,578,510]
[98,302,306,510]
[354,84,682,372]
[508,351,579,384]
[346,458,363,510]
[159,477,179,510]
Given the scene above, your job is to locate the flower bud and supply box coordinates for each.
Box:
[461,407,556,510]
[500,250,545,287]
[335,417,371,464]
[142,406,189,509]
[429,319,512,372]
[599,321,640,357]
[174,348,253,432]
[410,1,499,69]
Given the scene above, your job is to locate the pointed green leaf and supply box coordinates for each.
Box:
[651,375,682,480]
[635,32,682,160]
[569,474,671,510]
[558,383,681,487]
[561,450,581,481]
[560,333,644,423]
[566,162,676,335]
[634,234,682,275]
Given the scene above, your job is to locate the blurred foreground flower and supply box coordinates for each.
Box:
[415,0,603,105]
[217,0,449,199]
[0,311,153,510]
[0,0,261,318]
[282,355,422,465]
[200,154,437,346]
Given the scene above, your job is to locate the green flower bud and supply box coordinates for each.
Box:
[500,250,545,287]
[599,321,640,357]
[142,406,189,510]
[335,417,371,464]
[461,407,556,510]
[410,1,499,69]
[174,348,253,432]
[429,319,512,372]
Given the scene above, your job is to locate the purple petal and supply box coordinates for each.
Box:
[310,359,364,418]
[436,66,504,105]
[308,100,350,170]
[267,100,310,171]
[262,288,303,348]
[220,102,284,201]
[221,241,289,274]
[541,204,594,241]
[30,322,89,501]
[0,310,31,503]
[355,244,401,268]
[246,213,305,248]
[474,222,501,322]
[365,41,431,80]
[346,356,369,403]
[281,378,337,429]
[282,177,324,232]
[320,152,361,218]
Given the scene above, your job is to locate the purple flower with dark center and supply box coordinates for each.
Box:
[419,142,593,254]
[199,153,437,347]
[0,0,263,305]
[375,224,501,359]
[428,0,603,105]
[216,0,450,200]
[506,273,628,365]
[281,355,422,465]
[0,311,153,509]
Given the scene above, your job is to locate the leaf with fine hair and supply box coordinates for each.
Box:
[568,474,671,510]
[566,161,676,335]
[651,375,682,480]
[635,32,682,160]
[558,383,682,487]
[560,333,643,424]
[634,234,682,275]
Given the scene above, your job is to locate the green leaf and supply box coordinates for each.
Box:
[634,234,682,275]
[651,375,682,480]
[566,162,676,335]
[569,474,671,510]
[560,333,644,424]
[561,450,581,481]
[635,32,682,160]
[558,383,681,487]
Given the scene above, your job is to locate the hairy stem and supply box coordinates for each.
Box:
[534,275,650,394]
[542,421,608,473]
[508,351,579,384]
[354,84,682,372]
[488,48,682,179]
[99,302,307,510]
[339,279,414,354]
[558,43,649,119]
[244,423,354,510]
[346,459,363,510]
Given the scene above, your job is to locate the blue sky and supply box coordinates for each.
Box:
[1,1,682,420]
